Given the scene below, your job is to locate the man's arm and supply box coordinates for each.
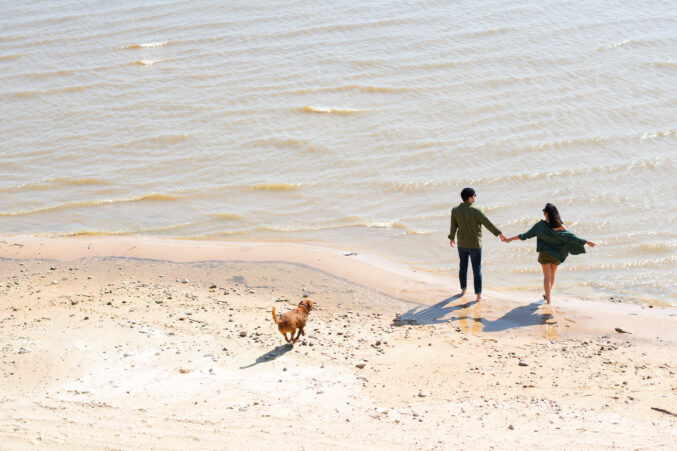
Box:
[448,209,458,247]
[477,209,503,238]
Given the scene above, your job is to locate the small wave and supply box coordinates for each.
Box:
[121,41,169,50]
[650,61,677,68]
[49,177,109,186]
[300,105,366,115]
[56,222,198,237]
[285,85,409,95]
[603,38,633,50]
[9,83,98,99]
[0,182,51,193]
[405,229,433,235]
[0,53,24,61]
[149,133,189,143]
[0,177,109,193]
[378,181,449,193]
[462,156,672,188]
[247,137,327,153]
[250,183,300,191]
[0,193,179,217]
[111,134,190,149]
[135,193,178,201]
[566,255,677,271]
[640,129,676,141]
[133,59,162,66]
[637,242,673,253]
[366,221,406,229]
[598,37,661,52]
[210,213,243,220]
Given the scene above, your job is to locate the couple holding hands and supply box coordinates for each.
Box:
[448,187,596,304]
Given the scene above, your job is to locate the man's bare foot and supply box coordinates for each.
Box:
[476,295,487,302]
[461,289,466,296]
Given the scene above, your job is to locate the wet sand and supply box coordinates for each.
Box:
[1,236,676,450]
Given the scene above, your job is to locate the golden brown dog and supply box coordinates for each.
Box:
[272,300,314,344]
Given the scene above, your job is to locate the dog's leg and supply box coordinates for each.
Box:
[284,332,291,343]
[292,328,301,343]
[300,327,305,336]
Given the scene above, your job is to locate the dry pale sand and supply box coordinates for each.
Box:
[1,236,676,450]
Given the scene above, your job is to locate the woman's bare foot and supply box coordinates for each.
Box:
[461,289,466,296]
[542,294,547,300]
[476,295,487,302]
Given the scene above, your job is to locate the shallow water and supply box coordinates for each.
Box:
[1,0,676,305]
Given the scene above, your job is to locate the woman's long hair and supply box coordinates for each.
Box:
[543,203,563,229]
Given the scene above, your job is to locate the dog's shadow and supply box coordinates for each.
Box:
[240,343,294,369]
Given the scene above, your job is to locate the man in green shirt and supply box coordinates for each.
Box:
[448,187,506,301]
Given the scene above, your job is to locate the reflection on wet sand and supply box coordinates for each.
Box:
[394,297,559,339]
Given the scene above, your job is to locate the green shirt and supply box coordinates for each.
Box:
[448,202,502,249]
[519,220,587,263]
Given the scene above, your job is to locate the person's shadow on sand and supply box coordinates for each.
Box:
[450,301,556,333]
[392,297,556,333]
[240,343,293,369]
[392,294,477,326]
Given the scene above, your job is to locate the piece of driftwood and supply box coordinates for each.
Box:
[651,407,677,417]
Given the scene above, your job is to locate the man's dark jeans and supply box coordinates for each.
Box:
[458,247,482,294]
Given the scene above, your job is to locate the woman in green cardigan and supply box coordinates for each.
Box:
[505,203,596,304]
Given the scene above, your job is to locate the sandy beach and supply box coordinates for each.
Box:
[1,236,676,450]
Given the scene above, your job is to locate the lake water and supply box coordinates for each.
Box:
[2,0,676,305]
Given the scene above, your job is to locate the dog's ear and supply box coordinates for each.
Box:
[305,300,314,311]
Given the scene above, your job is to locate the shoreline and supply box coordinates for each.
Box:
[2,235,675,344]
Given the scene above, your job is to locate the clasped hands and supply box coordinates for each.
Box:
[449,234,514,248]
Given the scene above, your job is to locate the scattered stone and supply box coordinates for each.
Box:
[418,391,428,398]
[356,361,367,369]
[519,359,528,367]
[209,284,217,289]
[240,331,247,337]
[50,266,57,270]
[615,327,632,334]
[179,369,190,374]
[508,424,514,430]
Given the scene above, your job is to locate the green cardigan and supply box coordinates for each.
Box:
[448,202,502,249]
[519,220,587,263]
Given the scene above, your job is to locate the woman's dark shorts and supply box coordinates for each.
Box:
[538,251,560,265]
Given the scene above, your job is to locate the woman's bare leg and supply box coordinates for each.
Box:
[550,263,559,293]
[541,264,552,304]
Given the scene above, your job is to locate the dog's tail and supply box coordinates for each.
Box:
[271,307,280,324]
